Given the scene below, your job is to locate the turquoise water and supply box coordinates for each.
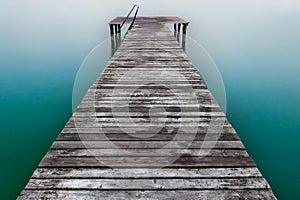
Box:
[1,1,300,199]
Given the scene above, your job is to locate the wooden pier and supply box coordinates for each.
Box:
[18,16,276,199]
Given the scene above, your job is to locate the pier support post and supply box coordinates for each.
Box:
[110,24,116,56]
[114,24,119,51]
[114,24,118,35]
[117,24,121,47]
[109,24,114,36]
[117,24,121,34]
[182,23,189,52]
[177,23,181,42]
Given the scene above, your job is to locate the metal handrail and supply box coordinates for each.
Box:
[117,5,139,35]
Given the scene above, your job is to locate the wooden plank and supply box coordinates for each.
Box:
[56,132,241,142]
[84,88,209,96]
[51,141,244,149]
[70,117,226,124]
[60,125,236,134]
[118,41,180,45]
[82,92,213,98]
[75,103,221,109]
[94,80,205,84]
[25,178,269,190]
[60,124,235,133]
[101,69,199,72]
[50,141,245,150]
[78,102,218,108]
[66,119,229,127]
[113,51,188,57]
[46,149,249,157]
[109,16,189,24]
[95,85,207,90]
[31,167,261,179]
[80,95,215,101]
[57,131,240,142]
[18,190,277,200]
[110,58,190,62]
[117,47,183,51]
[82,96,214,101]
[38,156,256,168]
[73,112,225,118]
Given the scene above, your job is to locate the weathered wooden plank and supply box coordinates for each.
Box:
[107,60,193,65]
[66,125,230,131]
[60,125,236,134]
[118,42,180,46]
[124,37,178,41]
[83,97,212,102]
[88,88,210,94]
[18,189,277,200]
[66,118,229,126]
[95,83,205,87]
[31,167,261,179]
[38,156,256,168]
[103,64,197,69]
[109,16,188,24]
[83,91,213,99]
[94,81,205,85]
[110,58,190,62]
[73,112,226,118]
[117,47,183,51]
[78,100,217,107]
[82,92,213,98]
[113,51,188,58]
[50,141,245,150]
[46,149,249,157]
[56,132,240,142]
[103,67,197,70]
[75,102,219,109]
[80,95,216,102]
[102,69,199,73]
[125,33,173,36]
[66,119,228,128]
[25,177,269,190]
[97,74,204,79]
[61,123,235,132]
[75,104,221,110]
[97,74,201,78]
[95,85,207,90]
[124,36,178,42]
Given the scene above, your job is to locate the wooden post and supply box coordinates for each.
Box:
[117,24,121,48]
[182,23,188,52]
[176,23,181,42]
[177,23,181,33]
[113,24,118,49]
[110,34,115,57]
[182,23,188,35]
[109,24,114,36]
[174,23,177,37]
[117,24,121,34]
[110,24,116,57]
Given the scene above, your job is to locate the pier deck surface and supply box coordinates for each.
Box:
[18,17,276,200]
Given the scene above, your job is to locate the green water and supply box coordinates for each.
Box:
[1,1,300,199]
